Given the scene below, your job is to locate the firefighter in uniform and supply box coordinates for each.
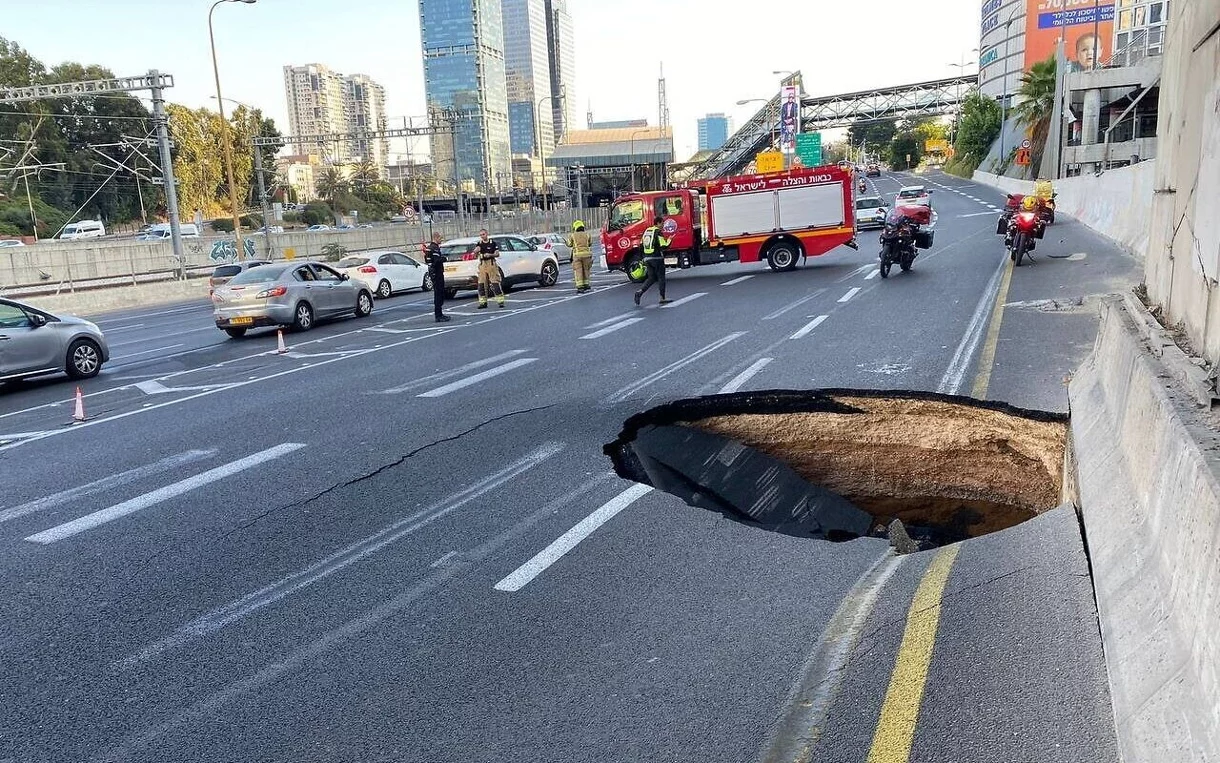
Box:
[634,216,672,306]
[566,220,594,293]
[475,229,505,309]
[422,232,450,322]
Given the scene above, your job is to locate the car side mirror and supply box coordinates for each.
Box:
[529,244,538,251]
[340,273,350,281]
[29,313,46,327]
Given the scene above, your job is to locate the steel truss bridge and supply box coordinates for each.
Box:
[684,74,978,181]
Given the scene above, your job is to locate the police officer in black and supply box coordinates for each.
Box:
[422,232,451,322]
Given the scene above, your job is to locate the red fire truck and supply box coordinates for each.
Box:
[601,164,858,280]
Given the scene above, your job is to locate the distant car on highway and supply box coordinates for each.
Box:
[334,251,432,298]
[136,223,201,241]
[336,223,356,231]
[438,234,560,299]
[389,214,409,223]
[526,232,573,264]
[59,220,106,241]
[211,261,374,338]
[866,164,882,177]
[896,185,933,207]
[306,224,332,232]
[0,297,109,382]
[209,259,272,294]
[0,239,26,248]
[855,196,889,229]
[250,225,285,235]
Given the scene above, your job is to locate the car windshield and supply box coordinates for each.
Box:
[212,265,243,278]
[440,243,475,256]
[898,189,924,198]
[856,198,885,209]
[227,265,288,284]
[609,199,645,229]
[337,257,370,268]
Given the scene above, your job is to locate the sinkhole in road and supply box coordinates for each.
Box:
[604,390,1069,551]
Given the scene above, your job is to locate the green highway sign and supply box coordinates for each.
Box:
[796,132,822,167]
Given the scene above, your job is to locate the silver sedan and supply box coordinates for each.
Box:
[211,261,374,338]
[0,297,109,382]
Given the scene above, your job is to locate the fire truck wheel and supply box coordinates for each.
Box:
[767,243,799,272]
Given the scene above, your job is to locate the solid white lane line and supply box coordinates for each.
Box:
[658,292,708,309]
[585,312,637,329]
[23,443,305,545]
[719,358,774,393]
[721,275,755,286]
[607,332,747,403]
[581,317,645,340]
[0,450,217,526]
[109,327,216,347]
[416,358,537,398]
[430,550,459,568]
[113,343,184,360]
[762,291,824,321]
[382,349,528,394]
[494,483,653,592]
[120,443,564,666]
[838,287,861,303]
[865,268,881,280]
[790,315,829,340]
[938,255,1008,394]
[836,263,874,282]
[98,323,146,333]
[958,211,998,218]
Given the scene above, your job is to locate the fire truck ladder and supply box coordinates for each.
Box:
[685,75,978,181]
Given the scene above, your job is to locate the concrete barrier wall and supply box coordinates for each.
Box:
[973,162,1155,258]
[21,278,211,317]
[1069,295,1220,763]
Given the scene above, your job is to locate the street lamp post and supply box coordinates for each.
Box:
[998,8,1021,167]
[535,94,562,219]
[947,49,979,146]
[208,0,256,261]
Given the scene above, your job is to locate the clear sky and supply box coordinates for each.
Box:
[4,0,982,160]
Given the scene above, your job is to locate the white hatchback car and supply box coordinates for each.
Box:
[333,251,432,298]
[438,234,560,299]
[896,185,933,207]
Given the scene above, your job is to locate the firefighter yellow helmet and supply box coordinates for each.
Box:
[629,259,648,280]
[573,220,585,231]
[1021,195,1038,211]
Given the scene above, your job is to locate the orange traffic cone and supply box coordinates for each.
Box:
[72,386,86,422]
[276,329,288,355]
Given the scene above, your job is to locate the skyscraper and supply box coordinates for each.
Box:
[697,113,731,151]
[545,0,575,141]
[419,0,512,188]
[283,64,389,169]
[345,74,389,169]
[283,64,347,156]
[502,0,554,157]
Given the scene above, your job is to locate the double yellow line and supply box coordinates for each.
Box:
[864,258,1014,762]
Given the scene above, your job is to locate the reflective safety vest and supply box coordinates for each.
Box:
[642,225,670,256]
[567,230,593,256]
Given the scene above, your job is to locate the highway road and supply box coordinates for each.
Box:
[0,171,1138,762]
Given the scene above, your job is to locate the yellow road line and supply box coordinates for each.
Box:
[865,544,962,763]
[970,258,1015,399]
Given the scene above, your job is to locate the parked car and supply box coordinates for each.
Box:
[0,239,26,248]
[333,251,432,298]
[336,223,356,231]
[896,185,933,207]
[0,297,109,382]
[526,232,573,264]
[209,259,272,294]
[855,196,889,229]
[306,224,332,232]
[437,234,560,299]
[211,261,374,338]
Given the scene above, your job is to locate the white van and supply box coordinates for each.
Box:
[139,223,199,241]
[59,220,106,240]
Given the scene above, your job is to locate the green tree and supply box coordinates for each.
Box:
[948,91,1002,176]
[1013,56,1057,171]
[350,159,380,198]
[889,132,923,170]
[168,105,226,219]
[847,118,898,162]
[315,166,349,201]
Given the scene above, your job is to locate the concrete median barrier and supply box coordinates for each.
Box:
[18,277,209,317]
[1069,295,1220,763]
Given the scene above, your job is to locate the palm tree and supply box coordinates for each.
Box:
[1013,57,1057,171]
[351,159,380,198]
[315,166,348,201]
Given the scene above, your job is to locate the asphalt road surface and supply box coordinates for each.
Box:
[0,171,1139,763]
